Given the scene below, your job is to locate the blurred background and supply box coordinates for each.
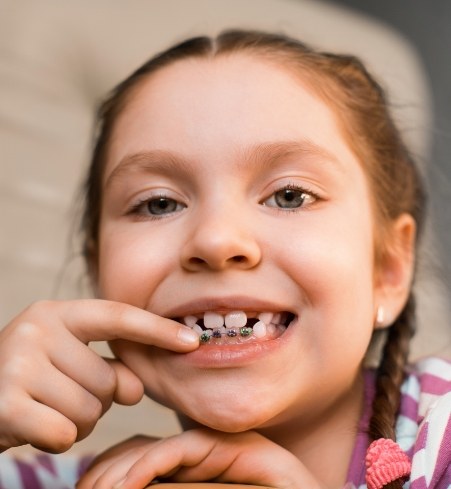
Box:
[1,0,450,457]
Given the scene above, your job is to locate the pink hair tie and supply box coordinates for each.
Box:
[365,438,411,489]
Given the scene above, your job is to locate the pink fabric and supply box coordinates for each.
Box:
[365,438,411,489]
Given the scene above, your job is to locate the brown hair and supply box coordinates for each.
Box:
[81,30,426,488]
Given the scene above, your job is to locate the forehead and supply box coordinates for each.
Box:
[106,53,360,180]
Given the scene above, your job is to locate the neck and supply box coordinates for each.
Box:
[257,372,366,488]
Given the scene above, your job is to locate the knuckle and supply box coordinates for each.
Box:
[1,355,32,382]
[104,301,137,334]
[0,349,40,390]
[13,320,42,341]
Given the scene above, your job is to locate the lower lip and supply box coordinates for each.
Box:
[180,317,298,368]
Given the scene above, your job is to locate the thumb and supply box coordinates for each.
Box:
[105,358,145,406]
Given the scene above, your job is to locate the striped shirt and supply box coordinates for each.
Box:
[0,357,449,488]
[0,452,92,488]
[346,357,451,489]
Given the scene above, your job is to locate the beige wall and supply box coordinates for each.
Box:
[0,0,447,457]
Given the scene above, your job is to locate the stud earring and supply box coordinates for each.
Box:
[375,306,393,328]
[375,306,385,328]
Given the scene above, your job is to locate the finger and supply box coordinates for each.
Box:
[48,334,137,414]
[5,395,77,453]
[76,451,134,489]
[76,436,157,489]
[60,300,199,351]
[120,430,321,489]
[90,449,149,489]
[106,359,144,406]
[47,336,118,411]
[28,366,103,441]
[117,434,213,489]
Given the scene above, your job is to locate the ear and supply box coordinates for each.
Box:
[373,213,416,329]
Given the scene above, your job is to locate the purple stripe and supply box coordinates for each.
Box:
[35,454,56,476]
[77,455,95,479]
[415,421,429,451]
[436,463,451,488]
[430,415,451,487]
[345,370,375,486]
[420,373,451,396]
[16,459,42,489]
[345,431,368,485]
[410,475,428,489]
[399,393,419,421]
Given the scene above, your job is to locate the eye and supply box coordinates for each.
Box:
[129,195,186,218]
[263,185,317,209]
[147,197,182,215]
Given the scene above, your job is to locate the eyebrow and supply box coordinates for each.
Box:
[239,139,342,174]
[104,139,343,189]
[105,150,197,189]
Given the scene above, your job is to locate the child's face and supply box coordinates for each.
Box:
[97,54,379,432]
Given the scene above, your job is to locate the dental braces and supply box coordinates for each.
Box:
[199,326,253,343]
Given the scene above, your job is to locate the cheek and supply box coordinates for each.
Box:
[97,224,178,306]
[272,211,376,341]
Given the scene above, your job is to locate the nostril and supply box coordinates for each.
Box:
[189,257,205,265]
[232,255,246,263]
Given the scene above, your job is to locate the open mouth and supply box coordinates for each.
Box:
[174,311,296,344]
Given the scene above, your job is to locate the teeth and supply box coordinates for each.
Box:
[271,313,282,325]
[192,324,204,336]
[225,311,247,328]
[184,315,198,328]
[267,323,276,335]
[182,310,289,330]
[258,312,274,324]
[203,312,224,329]
[253,321,267,338]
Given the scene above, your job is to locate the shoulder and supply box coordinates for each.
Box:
[402,358,451,489]
[401,358,450,414]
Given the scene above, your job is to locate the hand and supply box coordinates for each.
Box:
[76,429,322,489]
[0,299,199,453]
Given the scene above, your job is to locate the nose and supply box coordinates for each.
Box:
[180,209,262,272]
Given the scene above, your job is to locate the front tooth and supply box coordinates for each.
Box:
[258,312,274,325]
[193,324,204,336]
[183,315,198,328]
[253,320,267,338]
[204,312,224,329]
[225,311,247,328]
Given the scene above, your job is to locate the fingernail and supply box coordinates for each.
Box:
[177,326,199,344]
[113,477,127,489]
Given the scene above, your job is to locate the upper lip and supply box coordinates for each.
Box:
[163,296,295,319]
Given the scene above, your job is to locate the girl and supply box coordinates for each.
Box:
[0,30,449,489]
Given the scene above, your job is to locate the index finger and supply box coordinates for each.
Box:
[59,300,199,351]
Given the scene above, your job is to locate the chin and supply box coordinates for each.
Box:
[175,396,278,433]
